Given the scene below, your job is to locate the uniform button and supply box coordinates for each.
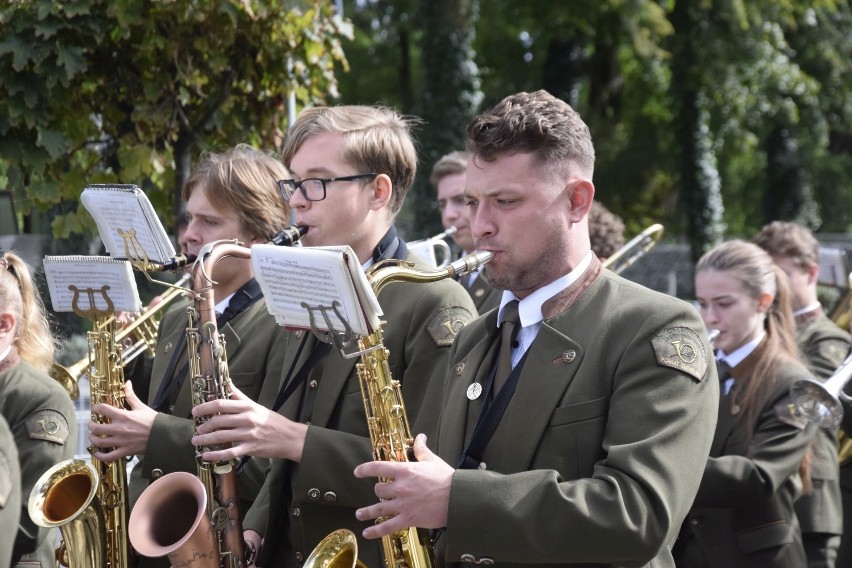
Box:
[151,468,163,480]
[308,488,320,500]
[323,491,337,503]
[305,421,311,426]
[455,362,465,375]
[561,350,576,362]
[460,554,475,564]
[309,380,318,389]
[163,341,173,353]
[292,508,301,517]
[168,405,175,413]
[295,552,304,562]
[690,518,700,526]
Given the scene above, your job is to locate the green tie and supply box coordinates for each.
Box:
[494,300,521,394]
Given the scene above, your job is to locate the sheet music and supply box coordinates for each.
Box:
[251,244,382,335]
[81,184,176,263]
[43,256,141,313]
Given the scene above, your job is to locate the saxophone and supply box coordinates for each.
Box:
[129,226,307,568]
[28,286,132,568]
[356,251,493,568]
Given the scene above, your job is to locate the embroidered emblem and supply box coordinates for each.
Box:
[776,400,808,430]
[651,327,708,382]
[426,306,475,347]
[25,410,70,445]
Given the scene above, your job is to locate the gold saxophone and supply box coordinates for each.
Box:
[351,250,494,568]
[129,226,307,568]
[29,285,132,568]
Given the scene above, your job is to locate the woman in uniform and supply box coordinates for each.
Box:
[0,251,76,567]
[675,239,818,567]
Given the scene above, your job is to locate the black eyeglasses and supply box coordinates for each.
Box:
[277,173,378,202]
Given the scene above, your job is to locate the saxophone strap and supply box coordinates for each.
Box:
[456,346,530,470]
[273,336,332,413]
[151,278,263,413]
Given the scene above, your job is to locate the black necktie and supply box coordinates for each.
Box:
[716,359,732,383]
[494,300,521,394]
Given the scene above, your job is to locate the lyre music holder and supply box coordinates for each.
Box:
[300,301,380,359]
[69,284,115,321]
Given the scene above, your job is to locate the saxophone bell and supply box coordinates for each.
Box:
[28,459,106,568]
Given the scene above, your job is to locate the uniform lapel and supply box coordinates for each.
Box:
[278,332,320,419]
[438,314,500,466]
[310,347,359,427]
[497,322,584,472]
[147,308,187,409]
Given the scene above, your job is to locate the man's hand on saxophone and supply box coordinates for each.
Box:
[354,434,453,539]
[191,384,308,463]
[89,380,157,461]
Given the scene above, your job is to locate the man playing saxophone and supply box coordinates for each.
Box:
[190,105,477,568]
[89,144,292,568]
[353,90,719,567]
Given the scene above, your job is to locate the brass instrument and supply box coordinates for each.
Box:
[50,272,192,400]
[602,223,664,274]
[304,529,367,568]
[407,226,458,269]
[791,352,852,430]
[352,250,493,568]
[130,225,307,568]
[29,286,132,568]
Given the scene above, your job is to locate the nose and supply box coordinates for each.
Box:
[182,219,202,245]
[288,185,310,209]
[469,204,494,241]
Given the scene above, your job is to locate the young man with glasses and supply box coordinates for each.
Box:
[191,105,477,567]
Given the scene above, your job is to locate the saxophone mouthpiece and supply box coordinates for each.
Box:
[270,225,309,247]
[159,254,198,272]
[448,250,495,278]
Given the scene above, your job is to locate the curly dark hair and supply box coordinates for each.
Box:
[588,201,625,259]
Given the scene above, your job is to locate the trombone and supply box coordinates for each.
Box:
[602,223,664,274]
[50,272,191,399]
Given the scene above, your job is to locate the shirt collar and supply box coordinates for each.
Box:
[497,250,594,329]
[718,329,765,368]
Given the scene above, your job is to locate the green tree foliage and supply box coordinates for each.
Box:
[0,0,350,238]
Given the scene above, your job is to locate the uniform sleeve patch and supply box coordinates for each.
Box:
[25,409,71,445]
[426,306,476,347]
[775,400,808,430]
[651,327,709,382]
[817,340,850,368]
[0,448,12,508]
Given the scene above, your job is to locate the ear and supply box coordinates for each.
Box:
[0,312,16,338]
[368,174,393,211]
[567,179,595,223]
[756,291,774,313]
[805,262,820,285]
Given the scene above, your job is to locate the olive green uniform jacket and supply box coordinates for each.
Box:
[128,293,288,568]
[0,348,76,568]
[0,414,21,568]
[433,257,719,567]
[676,345,818,567]
[794,308,848,567]
[465,271,501,316]
[243,243,477,568]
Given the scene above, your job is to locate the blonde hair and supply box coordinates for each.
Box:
[430,151,468,187]
[282,105,419,218]
[0,251,56,372]
[182,144,291,240]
